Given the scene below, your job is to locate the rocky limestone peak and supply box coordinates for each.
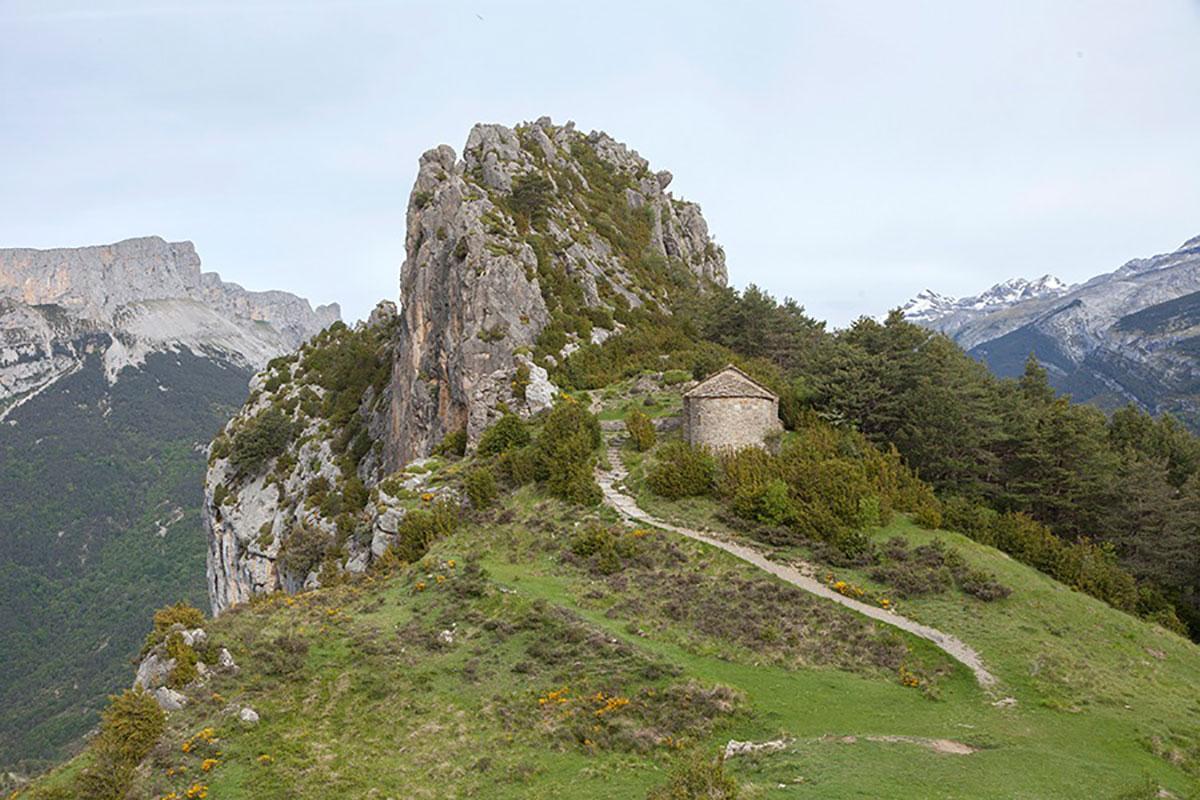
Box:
[386,117,727,467]
[0,236,204,320]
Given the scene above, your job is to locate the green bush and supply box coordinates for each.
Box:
[512,362,532,401]
[464,466,498,509]
[164,632,198,689]
[478,414,531,456]
[717,447,782,504]
[648,441,717,500]
[533,399,603,505]
[342,476,369,514]
[625,409,656,452]
[75,689,165,800]
[496,445,538,487]
[753,479,797,526]
[229,407,296,476]
[436,429,468,457]
[278,522,330,578]
[392,499,459,563]
[141,602,205,656]
[646,751,739,800]
[662,369,691,386]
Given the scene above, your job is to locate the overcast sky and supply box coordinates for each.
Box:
[2,0,1199,325]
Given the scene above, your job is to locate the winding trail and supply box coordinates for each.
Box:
[596,435,998,689]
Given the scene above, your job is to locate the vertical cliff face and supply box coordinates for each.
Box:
[386,117,726,467]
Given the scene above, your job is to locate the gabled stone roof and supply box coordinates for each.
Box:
[683,365,777,400]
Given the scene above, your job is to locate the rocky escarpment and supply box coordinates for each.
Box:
[204,303,463,615]
[901,234,1200,426]
[387,117,726,466]
[0,237,340,418]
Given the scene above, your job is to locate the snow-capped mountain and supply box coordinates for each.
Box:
[897,275,1070,327]
[897,235,1200,428]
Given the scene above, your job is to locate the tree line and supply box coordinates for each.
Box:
[690,288,1200,637]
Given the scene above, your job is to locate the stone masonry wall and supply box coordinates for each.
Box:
[683,396,781,451]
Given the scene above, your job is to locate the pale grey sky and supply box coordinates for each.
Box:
[2,0,1199,324]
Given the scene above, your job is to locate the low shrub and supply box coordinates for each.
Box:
[647,441,717,500]
[661,369,692,386]
[870,536,1010,602]
[870,560,952,598]
[568,525,642,575]
[465,466,498,509]
[74,689,165,800]
[646,751,740,800]
[478,414,531,456]
[625,409,656,452]
[254,635,309,678]
[957,568,1013,601]
[229,407,296,477]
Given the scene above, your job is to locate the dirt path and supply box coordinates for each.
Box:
[596,438,998,689]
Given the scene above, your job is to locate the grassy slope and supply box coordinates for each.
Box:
[24,375,1200,799]
[27,474,1200,800]
[620,452,1200,798]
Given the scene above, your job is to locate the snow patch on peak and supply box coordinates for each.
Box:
[897,289,959,322]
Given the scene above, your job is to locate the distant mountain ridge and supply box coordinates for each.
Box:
[898,234,1200,427]
[0,236,339,419]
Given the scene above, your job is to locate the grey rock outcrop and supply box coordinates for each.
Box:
[134,652,175,692]
[153,687,188,711]
[386,117,726,467]
[205,302,414,615]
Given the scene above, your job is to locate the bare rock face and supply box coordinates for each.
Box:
[203,303,445,615]
[0,236,340,418]
[386,117,726,466]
